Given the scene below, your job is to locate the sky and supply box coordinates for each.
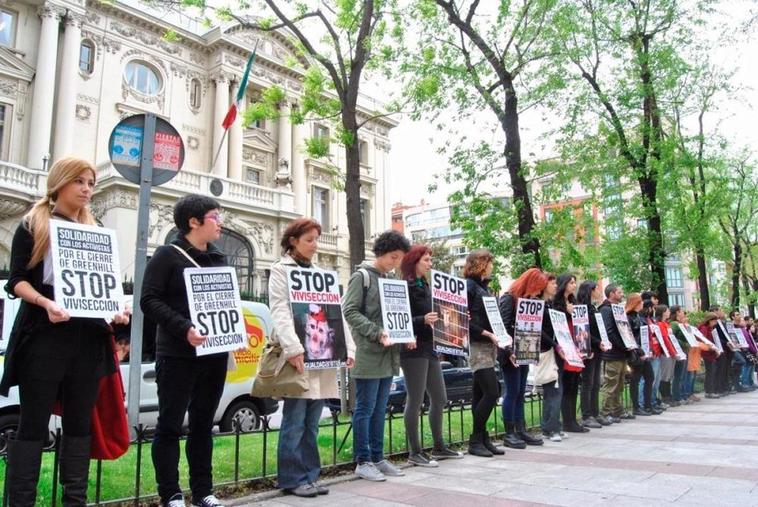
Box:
[384,1,758,209]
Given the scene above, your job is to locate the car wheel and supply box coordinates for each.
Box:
[0,413,19,455]
[221,400,261,433]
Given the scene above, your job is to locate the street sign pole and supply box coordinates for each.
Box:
[127,113,157,434]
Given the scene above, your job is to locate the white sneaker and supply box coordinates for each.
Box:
[167,493,186,507]
[559,431,568,439]
[550,432,562,442]
[355,462,386,482]
[192,494,224,507]
[374,459,405,477]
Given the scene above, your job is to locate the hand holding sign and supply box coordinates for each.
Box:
[186,327,206,347]
[424,312,439,326]
[44,299,71,324]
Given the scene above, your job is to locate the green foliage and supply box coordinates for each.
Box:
[162,29,181,42]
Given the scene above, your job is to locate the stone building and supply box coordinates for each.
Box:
[0,0,396,295]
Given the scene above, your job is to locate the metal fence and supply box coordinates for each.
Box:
[2,386,634,507]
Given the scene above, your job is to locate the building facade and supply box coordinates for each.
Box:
[0,0,395,294]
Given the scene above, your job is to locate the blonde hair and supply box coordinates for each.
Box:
[25,157,97,268]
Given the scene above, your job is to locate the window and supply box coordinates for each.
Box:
[0,9,15,47]
[359,140,368,164]
[246,168,261,185]
[189,78,202,109]
[79,40,94,73]
[123,61,161,95]
[668,293,684,307]
[253,118,265,129]
[315,124,329,139]
[312,187,329,229]
[0,104,10,161]
[665,266,683,289]
[360,199,370,236]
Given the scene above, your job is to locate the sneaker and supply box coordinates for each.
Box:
[310,483,329,495]
[191,494,224,507]
[582,417,602,429]
[689,394,701,402]
[596,416,612,426]
[355,462,386,482]
[620,412,636,420]
[559,431,568,439]
[608,416,622,423]
[408,452,439,468]
[633,408,652,416]
[431,446,464,460]
[374,459,405,477]
[669,400,681,407]
[549,432,562,442]
[167,493,186,507]
[283,485,318,498]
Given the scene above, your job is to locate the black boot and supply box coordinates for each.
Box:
[502,421,527,449]
[6,437,44,507]
[515,420,543,446]
[59,435,92,506]
[482,432,505,455]
[467,433,493,457]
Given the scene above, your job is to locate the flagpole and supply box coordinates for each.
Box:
[210,128,229,172]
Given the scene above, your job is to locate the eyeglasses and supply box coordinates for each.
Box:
[204,213,223,223]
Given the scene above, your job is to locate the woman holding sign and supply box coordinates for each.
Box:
[464,249,505,457]
[2,157,129,506]
[626,294,655,416]
[268,218,356,497]
[576,281,607,428]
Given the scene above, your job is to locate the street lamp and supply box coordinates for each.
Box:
[42,153,50,172]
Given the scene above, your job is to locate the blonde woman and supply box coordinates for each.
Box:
[1,157,129,506]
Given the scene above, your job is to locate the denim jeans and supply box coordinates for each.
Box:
[277,398,325,490]
[681,371,696,398]
[741,364,755,387]
[353,377,392,463]
[672,360,687,401]
[501,363,529,423]
[649,357,662,406]
[541,368,563,434]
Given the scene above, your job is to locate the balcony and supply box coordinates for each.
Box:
[0,161,46,218]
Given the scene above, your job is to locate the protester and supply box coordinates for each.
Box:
[655,305,678,407]
[539,274,565,442]
[710,305,736,395]
[698,313,722,398]
[669,306,691,403]
[598,284,629,423]
[1,157,129,506]
[641,300,664,411]
[343,230,410,481]
[576,281,608,427]
[626,293,655,416]
[498,268,546,447]
[268,218,356,497]
[732,312,756,391]
[141,195,231,507]
[553,274,586,433]
[400,245,463,467]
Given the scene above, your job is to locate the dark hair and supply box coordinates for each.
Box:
[553,274,576,312]
[508,268,547,299]
[605,283,620,298]
[400,244,433,281]
[641,300,655,318]
[174,194,220,234]
[641,290,656,301]
[463,249,494,279]
[730,310,741,319]
[671,305,685,322]
[372,230,411,257]
[654,304,669,320]
[708,305,720,312]
[280,217,322,254]
[576,281,597,306]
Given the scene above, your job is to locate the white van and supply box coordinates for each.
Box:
[0,286,277,451]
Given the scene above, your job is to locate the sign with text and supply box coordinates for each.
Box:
[650,323,671,358]
[515,298,545,365]
[640,325,651,356]
[572,304,591,356]
[669,330,687,360]
[50,220,123,319]
[611,304,638,350]
[287,266,347,369]
[483,296,512,348]
[680,324,699,348]
[378,279,414,344]
[726,321,749,348]
[184,267,246,356]
[595,312,612,350]
[431,270,469,357]
[549,309,584,369]
[690,325,715,347]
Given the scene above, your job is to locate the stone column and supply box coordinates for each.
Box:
[211,73,230,176]
[27,3,63,169]
[277,101,291,173]
[291,119,307,216]
[53,11,84,160]
[228,81,243,180]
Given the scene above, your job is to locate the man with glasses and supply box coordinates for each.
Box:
[141,195,229,507]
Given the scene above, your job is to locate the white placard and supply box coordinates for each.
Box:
[690,325,715,347]
[640,325,651,356]
[650,323,671,358]
[49,220,123,319]
[430,270,470,357]
[184,266,246,356]
[549,309,584,368]
[612,304,638,350]
[726,321,749,348]
[515,298,545,365]
[669,330,688,360]
[378,278,414,344]
[595,312,612,350]
[679,324,699,347]
[483,296,513,348]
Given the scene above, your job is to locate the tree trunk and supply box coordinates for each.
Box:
[343,116,365,271]
[502,76,541,269]
[742,272,755,319]
[695,245,711,311]
[732,240,742,309]
[638,176,668,303]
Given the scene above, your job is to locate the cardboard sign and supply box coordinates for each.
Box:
[726,321,749,348]
[430,270,470,357]
[483,296,513,348]
[690,325,715,347]
[549,309,584,368]
[49,220,124,319]
[680,324,699,347]
[640,325,651,356]
[650,323,671,358]
[572,304,591,356]
[184,267,246,356]
[611,304,638,350]
[378,278,414,344]
[595,312,612,350]
[515,298,545,365]
[287,266,347,369]
[669,330,688,360]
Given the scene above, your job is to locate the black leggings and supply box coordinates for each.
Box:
[471,367,500,434]
[630,361,654,410]
[17,376,100,441]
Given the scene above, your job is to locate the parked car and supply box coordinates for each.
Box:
[0,286,278,453]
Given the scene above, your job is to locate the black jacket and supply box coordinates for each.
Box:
[598,300,627,360]
[467,277,493,343]
[628,311,642,346]
[587,303,602,353]
[401,277,436,359]
[141,236,228,359]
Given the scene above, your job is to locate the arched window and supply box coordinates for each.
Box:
[189,78,202,110]
[165,227,255,296]
[79,39,94,74]
[123,61,161,95]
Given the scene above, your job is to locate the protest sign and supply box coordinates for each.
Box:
[572,304,591,356]
[184,267,246,356]
[690,325,715,347]
[611,304,638,349]
[430,270,469,357]
[726,321,749,348]
[680,324,699,348]
[515,298,544,365]
[287,266,347,369]
[640,325,651,356]
[50,220,123,319]
[595,312,613,350]
[718,321,738,349]
[483,296,513,348]
[650,323,671,358]
[549,309,584,368]
[378,279,414,344]
[669,331,687,360]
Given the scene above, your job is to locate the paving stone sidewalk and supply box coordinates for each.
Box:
[231,390,758,506]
